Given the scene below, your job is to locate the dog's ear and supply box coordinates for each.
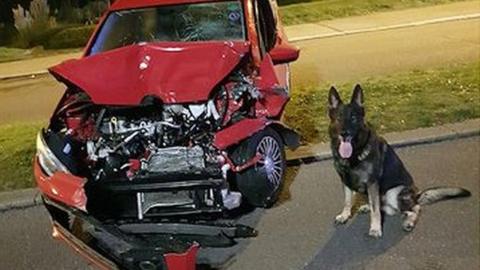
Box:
[351,84,364,107]
[328,86,342,109]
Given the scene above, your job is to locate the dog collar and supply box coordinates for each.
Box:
[355,129,372,161]
[357,145,371,161]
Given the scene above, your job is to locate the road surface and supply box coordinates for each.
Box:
[0,18,479,124]
[0,137,478,269]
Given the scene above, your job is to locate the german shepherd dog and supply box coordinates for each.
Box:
[328,85,471,238]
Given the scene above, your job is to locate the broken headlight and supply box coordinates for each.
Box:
[36,132,70,176]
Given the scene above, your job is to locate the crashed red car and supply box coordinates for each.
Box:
[34,0,299,269]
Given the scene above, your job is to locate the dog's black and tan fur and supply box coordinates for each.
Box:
[328,85,471,238]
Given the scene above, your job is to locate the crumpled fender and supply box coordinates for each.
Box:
[255,54,290,119]
[213,118,300,150]
[34,158,87,211]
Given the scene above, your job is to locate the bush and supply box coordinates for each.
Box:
[56,0,109,24]
[46,25,96,49]
[11,0,57,48]
[0,23,17,46]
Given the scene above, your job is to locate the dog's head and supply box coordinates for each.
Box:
[328,85,368,159]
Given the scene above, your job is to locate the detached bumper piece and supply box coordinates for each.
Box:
[44,198,257,270]
[85,174,226,220]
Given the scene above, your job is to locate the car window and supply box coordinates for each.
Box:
[89,1,245,55]
[255,0,277,55]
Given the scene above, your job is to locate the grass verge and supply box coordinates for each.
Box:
[0,46,82,63]
[0,62,478,192]
[279,0,470,25]
[0,122,44,191]
[284,61,480,143]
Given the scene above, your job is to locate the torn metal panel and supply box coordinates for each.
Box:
[213,118,268,150]
[34,160,87,211]
[213,118,299,150]
[255,55,290,118]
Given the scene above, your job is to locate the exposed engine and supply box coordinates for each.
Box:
[50,71,259,182]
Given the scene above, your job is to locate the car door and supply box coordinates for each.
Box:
[254,0,291,92]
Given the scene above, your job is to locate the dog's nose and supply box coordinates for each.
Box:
[340,131,350,138]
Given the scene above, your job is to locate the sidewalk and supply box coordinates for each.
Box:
[285,0,480,41]
[1,118,478,213]
[0,1,479,80]
[0,52,82,80]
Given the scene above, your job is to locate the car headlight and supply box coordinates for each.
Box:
[36,132,70,177]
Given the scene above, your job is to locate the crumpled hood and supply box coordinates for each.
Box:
[49,41,250,105]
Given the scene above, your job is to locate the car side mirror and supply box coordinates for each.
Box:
[269,44,300,65]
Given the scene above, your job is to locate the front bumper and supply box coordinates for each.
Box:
[44,197,256,270]
[35,155,256,269]
[34,156,230,220]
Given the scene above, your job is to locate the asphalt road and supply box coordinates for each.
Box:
[0,137,478,269]
[0,18,479,124]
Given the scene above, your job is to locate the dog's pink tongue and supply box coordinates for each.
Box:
[339,141,353,159]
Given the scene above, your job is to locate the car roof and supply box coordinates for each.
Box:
[110,0,236,11]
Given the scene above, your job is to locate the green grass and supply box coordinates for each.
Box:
[0,46,82,63]
[0,122,44,191]
[279,0,469,25]
[0,63,478,192]
[284,61,480,143]
[0,47,29,63]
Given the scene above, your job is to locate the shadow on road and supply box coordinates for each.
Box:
[305,214,407,270]
[199,165,301,268]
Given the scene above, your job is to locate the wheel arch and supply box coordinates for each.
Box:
[213,118,300,151]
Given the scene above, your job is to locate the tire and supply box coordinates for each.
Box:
[230,127,286,208]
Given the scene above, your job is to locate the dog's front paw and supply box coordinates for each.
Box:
[368,227,383,238]
[334,213,350,225]
[402,220,415,232]
[357,204,370,214]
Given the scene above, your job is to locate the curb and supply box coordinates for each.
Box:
[0,70,50,81]
[0,188,43,213]
[1,120,478,213]
[289,12,480,43]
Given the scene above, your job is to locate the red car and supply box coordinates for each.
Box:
[34,0,299,269]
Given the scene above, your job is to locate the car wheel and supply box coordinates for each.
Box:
[230,127,286,208]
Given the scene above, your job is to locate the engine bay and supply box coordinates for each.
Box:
[40,71,268,219]
[48,71,259,181]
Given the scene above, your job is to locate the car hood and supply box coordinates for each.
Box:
[49,41,250,105]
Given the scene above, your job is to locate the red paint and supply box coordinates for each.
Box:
[34,159,87,211]
[164,243,199,270]
[223,152,262,172]
[50,42,250,105]
[214,118,269,150]
[214,118,298,150]
[255,55,290,118]
[269,44,300,65]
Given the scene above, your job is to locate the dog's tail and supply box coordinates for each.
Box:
[417,187,471,205]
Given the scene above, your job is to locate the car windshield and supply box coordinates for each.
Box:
[89,1,246,55]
